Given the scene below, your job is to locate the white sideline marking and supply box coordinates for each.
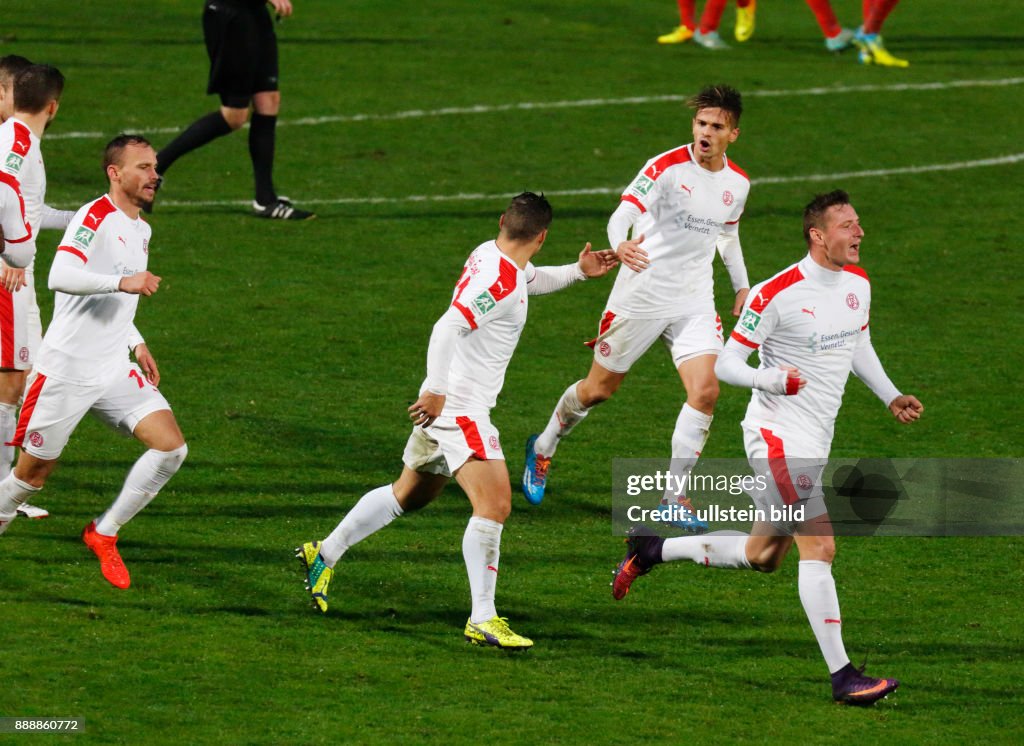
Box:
[143,152,1024,209]
[47,77,1024,141]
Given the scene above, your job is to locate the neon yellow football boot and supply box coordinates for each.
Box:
[464,617,534,650]
[296,540,333,613]
[657,25,694,44]
[854,30,909,67]
[735,0,756,42]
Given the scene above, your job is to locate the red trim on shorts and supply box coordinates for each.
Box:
[0,286,13,368]
[620,194,646,213]
[760,427,800,506]
[452,301,477,329]
[455,416,487,461]
[10,373,45,447]
[585,310,616,348]
[58,245,88,263]
[730,330,758,349]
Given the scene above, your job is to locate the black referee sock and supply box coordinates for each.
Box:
[249,113,278,205]
[156,111,234,175]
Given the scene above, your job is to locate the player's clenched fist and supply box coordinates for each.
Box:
[119,271,161,296]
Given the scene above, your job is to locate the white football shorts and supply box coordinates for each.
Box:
[743,425,829,534]
[0,282,33,370]
[13,363,172,460]
[402,414,504,478]
[587,310,723,373]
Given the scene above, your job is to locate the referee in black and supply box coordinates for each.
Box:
[155,0,314,220]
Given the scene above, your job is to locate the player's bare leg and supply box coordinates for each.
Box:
[456,458,531,649]
[524,361,626,504]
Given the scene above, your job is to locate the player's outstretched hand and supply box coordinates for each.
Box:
[119,271,161,296]
[732,288,750,317]
[889,394,923,424]
[134,343,161,387]
[0,265,26,293]
[409,391,445,428]
[616,234,649,273]
[578,243,619,278]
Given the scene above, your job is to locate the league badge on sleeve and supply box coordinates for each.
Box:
[472,291,497,317]
[71,226,96,252]
[738,309,761,335]
[630,175,655,198]
[3,152,24,174]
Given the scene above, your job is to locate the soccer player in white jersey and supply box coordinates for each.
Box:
[0,135,188,591]
[0,61,69,520]
[612,190,923,705]
[297,193,617,649]
[523,85,751,532]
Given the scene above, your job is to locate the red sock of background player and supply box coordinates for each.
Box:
[699,0,729,33]
[805,0,842,38]
[676,0,696,29]
[736,0,751,7]
[864,0,900,34]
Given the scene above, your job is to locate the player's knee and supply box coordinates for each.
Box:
[799,535,835,563]
[748,545,786,573]
[220,107,249,130]
[579,378,617,406]
[687,378,719,412]
[158,443,188,474]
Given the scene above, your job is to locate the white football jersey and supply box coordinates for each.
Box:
[36,195,151,386]
[730,255,872,446]
[426,240,532,416]
[607,143,749,318]
[0,117,45,258]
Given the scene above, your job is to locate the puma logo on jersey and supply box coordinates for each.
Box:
[801,307,816,318]
[680,184,693,196]
[117,235,127,247]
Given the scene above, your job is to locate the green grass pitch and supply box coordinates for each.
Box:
[2,0,1022,743]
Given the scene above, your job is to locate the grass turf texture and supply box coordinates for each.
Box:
[2,0,1023,743]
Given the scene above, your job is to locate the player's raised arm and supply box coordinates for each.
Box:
[526,243,618,296]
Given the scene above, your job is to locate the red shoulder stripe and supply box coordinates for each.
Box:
[749,266,805,314]
[0,172,30,242]
[725,158,749,181]
[644,146,691,181]
[489,257,518,301]
[843,264,869,282]
[11,122,32,158]
[81,195,117,232]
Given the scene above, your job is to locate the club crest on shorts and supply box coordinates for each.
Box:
[488,435,500,451]
[598,340,611,357]
[846,292,860,310]
[18,347,29,363]
[796,473,813,491]
[28,432,44,448]
[722,190,734,206]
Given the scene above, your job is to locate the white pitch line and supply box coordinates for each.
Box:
[142,152,1024,210]
[47,76,1024,142]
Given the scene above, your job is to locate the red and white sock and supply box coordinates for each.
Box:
[662,530,751,568]
[95,445,188,536]
[798,560,851,673]
[0,403,16,480]
[464,516,502,623]
[320,485,404,567]
[535,381,589,458]
[0,472,41,534]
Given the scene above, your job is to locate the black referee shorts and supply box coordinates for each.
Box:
[203,0,279,108]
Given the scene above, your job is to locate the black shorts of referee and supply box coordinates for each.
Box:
[203,0,279,108]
